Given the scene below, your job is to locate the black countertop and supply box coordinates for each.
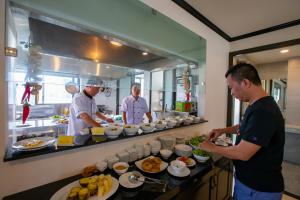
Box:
[4,121,208,162]
[3,154,214,200]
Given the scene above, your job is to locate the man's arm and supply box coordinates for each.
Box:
[122,111,127,124]
[146,112,152,123]
[200,139,260,161]
[96,112,114,123]
[79,113,101,127]
[219,124,240,134]
[208,124,240,140]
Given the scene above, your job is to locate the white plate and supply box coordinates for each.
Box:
[135,156,168,173]
[119,171,145,188]
[176,157,196,167]
[167,166,190,177]
[50,176,119,200]
[12,137,56,151]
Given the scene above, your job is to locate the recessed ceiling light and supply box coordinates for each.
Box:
[110,41,122,47]
[142,52,148,56]
[280,49,289,54]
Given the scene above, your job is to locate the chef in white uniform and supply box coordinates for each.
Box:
[67,79,113,135]
[121,83,152,125]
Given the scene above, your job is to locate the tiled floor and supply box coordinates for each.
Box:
[282,161,300,197]
[282,194,298,200]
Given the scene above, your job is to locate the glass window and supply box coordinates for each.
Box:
[43,75,73,104]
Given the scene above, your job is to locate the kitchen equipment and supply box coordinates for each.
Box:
[65,82,79,94]
[128,171,165,184]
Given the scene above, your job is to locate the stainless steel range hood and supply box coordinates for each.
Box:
[28,17,164,70]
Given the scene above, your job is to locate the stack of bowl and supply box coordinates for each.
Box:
[149,140,161,155]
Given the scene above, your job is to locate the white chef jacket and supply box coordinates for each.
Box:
[121,95,149,124]
[67,92,97,135]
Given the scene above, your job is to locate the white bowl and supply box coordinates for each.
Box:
[194,117,201,123]
[170,160,186,174]
[183,117,193,125]
[166,120,177,128]
[140,123,155,132]
[124,124,139,136]
[154,120,167,129]
[193,153,210,162]
[105,126,123,139]
[175,144,192,157]
[160,149,173,159]
[96,161,108,172]
[113,162,129,174]
[175,118,184,126]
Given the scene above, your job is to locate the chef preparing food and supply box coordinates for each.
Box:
[67,79,113,135]
[121,83,152,125]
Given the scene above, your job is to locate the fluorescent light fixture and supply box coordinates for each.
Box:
[142,52,148,56]
[280,49,289,53]
[110,40,122,47]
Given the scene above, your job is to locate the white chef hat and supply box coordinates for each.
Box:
[85,78,103,87]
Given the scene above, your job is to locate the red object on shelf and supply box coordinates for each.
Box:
[22,101,30,124]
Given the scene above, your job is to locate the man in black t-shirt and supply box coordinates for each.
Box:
[200,63,284,200]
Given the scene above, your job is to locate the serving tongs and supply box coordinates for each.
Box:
[128,171,166,185]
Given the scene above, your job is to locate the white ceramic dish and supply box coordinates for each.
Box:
[167,166,190,177]
[193,153,210,163]
[119,171,145,188]
[50,176,119,200]
[135,156,168,173]
[160,149,173,159]
[154,121,167,130]
[176,157,196,167]
[96,161,108,172]
[174,144,192,157]
[124,124,139,136]
[170,160,186,174]
[104,126,123,139]
[166,120,177,128]
[12,137,56,151]
[113,162,129,174]
[140,123,155,132]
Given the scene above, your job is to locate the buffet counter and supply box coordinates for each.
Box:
[3,154,232,200]
[4,121,208,162]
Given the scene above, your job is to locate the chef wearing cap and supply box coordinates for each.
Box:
[67,79,114,135]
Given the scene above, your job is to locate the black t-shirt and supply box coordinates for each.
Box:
[233,96,285,192]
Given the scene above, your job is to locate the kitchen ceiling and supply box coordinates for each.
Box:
[174,0,300,41]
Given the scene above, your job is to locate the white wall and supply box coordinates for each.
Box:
[256,61,288,80]
[286,57,300,126]
[0,0,230,197]
[230,24,300,52]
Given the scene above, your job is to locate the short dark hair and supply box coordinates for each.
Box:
[225,63,261,85]
[131,83,141,89]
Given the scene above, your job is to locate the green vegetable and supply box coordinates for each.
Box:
[193,149,210,157]
[51,115,61,119]
[189,135,207,146]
